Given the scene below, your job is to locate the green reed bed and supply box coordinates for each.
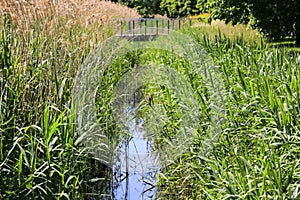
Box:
[1,8,300,199]
[0,13,112,199]
[95,46,205,155]
[156,30,300,199]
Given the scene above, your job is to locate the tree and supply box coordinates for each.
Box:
[160,0,200,18]
[133,0,162,18]
[113,0,204,18]
[205,0,300,46]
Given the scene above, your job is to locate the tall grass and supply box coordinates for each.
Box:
[192,20,262,45]
[1,0,299,199]
[0,0,117,198]
[92,29,300,199]
[156,31,300,199]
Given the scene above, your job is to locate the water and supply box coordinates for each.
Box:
[112,105,159,200]
[112,138,157,199]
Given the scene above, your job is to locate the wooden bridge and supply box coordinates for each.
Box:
[113,18,196,41]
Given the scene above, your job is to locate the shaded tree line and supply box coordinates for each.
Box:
[110,0,206,18]
[111,0,300,46]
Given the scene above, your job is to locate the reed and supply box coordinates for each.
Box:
[0,0,126,198]
[156,32,300,199]
[1,1,299,199]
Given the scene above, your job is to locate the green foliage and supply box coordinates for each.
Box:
[1,4,300,199]
[251,1,299,42]
[0,15,110,199]
[134,0,162,18]
[160,0,200,18]
[115,0,207,18]
[206,0,300,45]
[96,48,201,148]
[156,30,300,199]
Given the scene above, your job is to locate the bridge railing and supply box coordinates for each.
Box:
[113,18,196,36]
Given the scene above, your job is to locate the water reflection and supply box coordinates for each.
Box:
[112,104,159,199]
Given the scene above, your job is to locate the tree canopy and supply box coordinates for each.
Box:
[112,0,203,18]
[160,0,200,18]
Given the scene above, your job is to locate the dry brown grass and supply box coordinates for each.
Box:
[0,0,141,68]
[0,0,140,19]
[0,0,140,37]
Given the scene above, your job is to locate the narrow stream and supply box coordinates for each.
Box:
[112,104,159,199]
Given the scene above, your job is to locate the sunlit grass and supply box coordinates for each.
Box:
[192,19,262,44]
[1,1,299,199]
[0,0,127,198]
[156,31,300,199]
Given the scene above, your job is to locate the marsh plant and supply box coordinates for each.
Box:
[156,31,300,199]
[0,3,113,199]
[1,1,300,199]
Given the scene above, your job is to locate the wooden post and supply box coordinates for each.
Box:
[172,19,175,30]
[139,19,142,34]
[189,19,192,27]
[150,19,153,34]
[132,20,135,35]
[162,19,164,34]
[178,20,181,30]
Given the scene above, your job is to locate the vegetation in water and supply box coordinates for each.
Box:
[1,0,300,199]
